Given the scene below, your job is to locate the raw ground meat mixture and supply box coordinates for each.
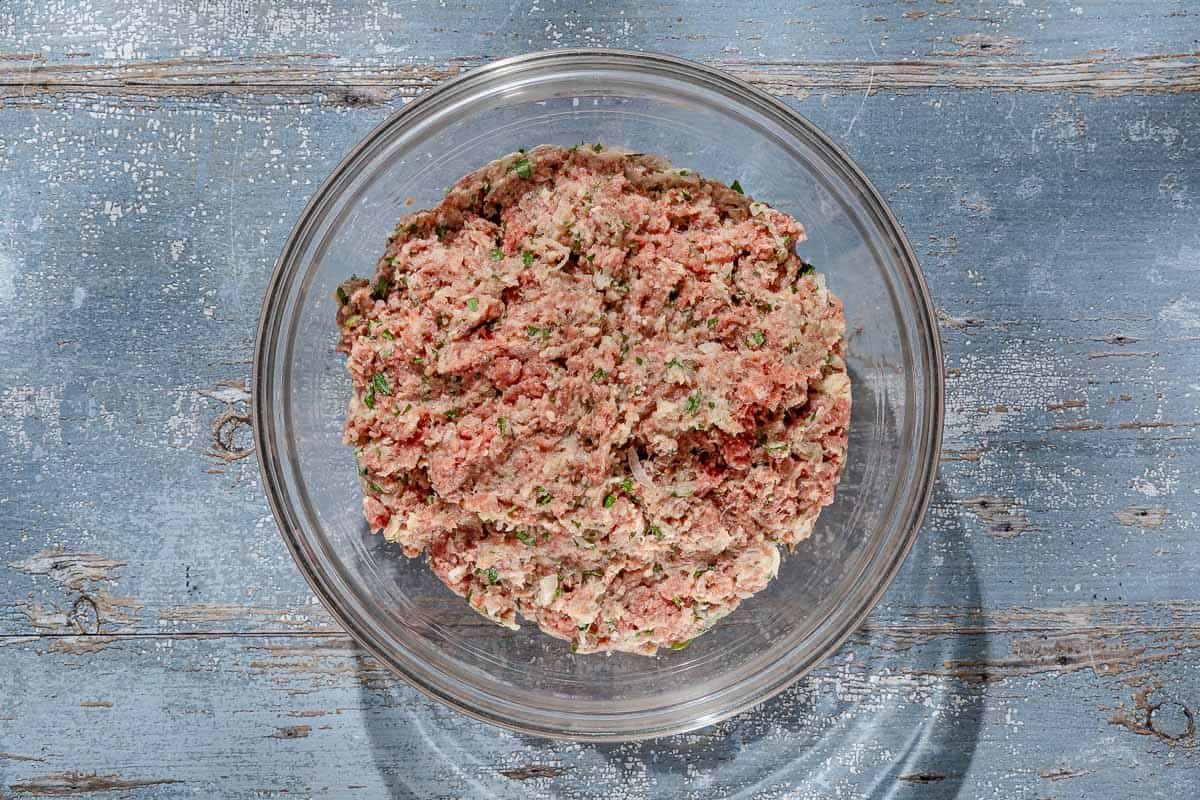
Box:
[335,144,850,655]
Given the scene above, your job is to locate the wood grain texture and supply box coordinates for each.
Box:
[0,51,1197,107]
[0,1,1198,798]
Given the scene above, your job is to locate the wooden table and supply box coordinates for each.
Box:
[2,2,1197,797]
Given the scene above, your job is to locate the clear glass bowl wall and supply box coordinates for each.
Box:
[254,50,943,740]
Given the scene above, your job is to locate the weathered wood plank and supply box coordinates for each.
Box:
[0,52,1197,107]
[0,626,1196,798]
[0,0,1197,66]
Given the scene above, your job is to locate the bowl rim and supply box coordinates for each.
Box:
[253,46,944,741]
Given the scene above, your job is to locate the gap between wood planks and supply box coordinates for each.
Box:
[4,599,1199,640]
[0,52,1197,106]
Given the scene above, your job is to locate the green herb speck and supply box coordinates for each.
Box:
[515,530,534,546]
[686,391,701,415]
[535,486,553,506]
[485,567,499,585]
[621,477,633,494]
[730,179,744,195]
[467,297,479,312]
[670,639,693,650]
[513,158,532,179]
[592,143,604,153]
[751,329,765,347]
[497,416,506,434]
[592,368,607,383]
[649,525,664,539]
[336,286,349,305]
[490,247,504,260]
[602,494,615,509]
[371,276,391,300]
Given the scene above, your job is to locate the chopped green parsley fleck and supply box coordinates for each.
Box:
[592,368,608,383]
[522,251,534,267]
[514,530,534,546]
[730,179,744,195]
[497,416,506,434]
[513,158,532,179]
[602,493,615,509]
[467,297,479,312]
[336,286,349,305]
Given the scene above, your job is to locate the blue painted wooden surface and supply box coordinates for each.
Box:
[1,2,1198,797]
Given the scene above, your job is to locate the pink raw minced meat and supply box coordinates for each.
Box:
[335,144,850,655]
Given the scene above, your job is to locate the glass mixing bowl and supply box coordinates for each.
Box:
[253,49,943,741]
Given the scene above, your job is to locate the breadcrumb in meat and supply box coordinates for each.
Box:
[335,144,851,655]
